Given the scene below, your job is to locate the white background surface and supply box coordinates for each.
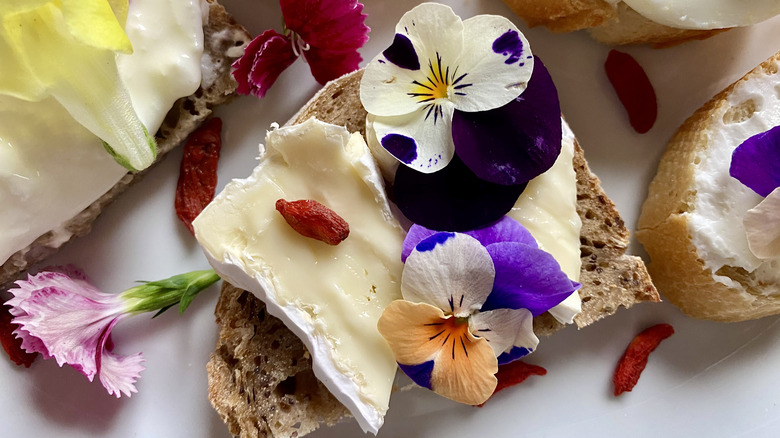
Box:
[3,1,780,437]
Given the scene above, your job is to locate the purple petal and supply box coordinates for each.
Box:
[401,216,537,263]
[398,360,434,390]
[482,242,580,316]
[730,125,780,197]
[393,154,526,231]
[497,346,531,365]
[382,33,420,70]
[452,56,561,186]
[231,30,296,98]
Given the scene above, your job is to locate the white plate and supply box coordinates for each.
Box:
[3,1,780,437]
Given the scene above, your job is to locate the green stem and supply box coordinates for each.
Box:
[120,270,220,316]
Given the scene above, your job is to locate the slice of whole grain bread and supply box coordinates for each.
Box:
[501,0,724,47]
[207,69,659,438]
[0,0,251,289]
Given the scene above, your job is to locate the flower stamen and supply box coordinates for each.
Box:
[290,31,311,59]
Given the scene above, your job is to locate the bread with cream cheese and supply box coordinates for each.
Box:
[0,0,251,289]
[501,0,725,47]
[637,52,780,321]
[206,69,659,438]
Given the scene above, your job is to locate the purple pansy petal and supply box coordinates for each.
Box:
[401,216,537,263]
[452,56,561,186]
[402,233,495,317]
[231,29,296,98]
[394,154,527,231]
[482,242,580,316]
[398,360,434,390]
[402,224,439,263]
[730,125,780,197]
[497,346,532,365]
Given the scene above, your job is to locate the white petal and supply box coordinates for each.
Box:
[452,15,533,112]
[371,102,455,173]
[548,290,582,325]
[365,114,400,183]
[402,233,495,317]
[469,308,536,357]
[360,3,463,118]
[744,188,780,259]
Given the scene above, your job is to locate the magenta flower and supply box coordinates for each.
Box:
[5,266,219,397]
[233,0,369,98]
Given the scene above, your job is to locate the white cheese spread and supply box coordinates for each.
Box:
[0,0,204,265]
[688,56,780,293]
[193,119,405,434]
[622,0,780,30]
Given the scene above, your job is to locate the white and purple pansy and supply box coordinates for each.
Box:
[730,125,780,259]
[377,217,580,404]
[360,2,534,174]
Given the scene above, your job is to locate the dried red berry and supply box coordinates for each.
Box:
[613,323,674,396]
[478,360,547,407]
[605,50,658,134]
[175,117,223,234]
[275,199,350,245]
[1,303,37,367]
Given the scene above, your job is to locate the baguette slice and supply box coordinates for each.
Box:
[502,0,724,47]
[206,69,659,438]
[0,0,251,289]
[637,52,780,321]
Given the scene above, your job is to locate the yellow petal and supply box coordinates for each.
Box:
[0,0,50,15]
[429,326,497,405]
[61,0,132,53]
[0,26,47,101]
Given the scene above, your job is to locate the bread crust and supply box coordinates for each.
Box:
[637,52,780,321]
[208,69,658,436]
[502,0,724,47]
[0,0,251,289]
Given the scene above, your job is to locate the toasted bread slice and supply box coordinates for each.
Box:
[502,0,723,47]
[206,69,659,437]
[637,52,780,321]
[0,0,251,289]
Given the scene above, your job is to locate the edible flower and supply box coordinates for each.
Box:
[5,266,220,397]
[730,125,780,259]
[377,217,580,404]
[360,3,563,231]
[0,1,158,171]
[233,0,369,98]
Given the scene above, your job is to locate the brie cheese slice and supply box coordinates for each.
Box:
[623,0,780,30]
[194,118,405,434]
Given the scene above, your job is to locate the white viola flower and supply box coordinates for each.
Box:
[360,2,533,173]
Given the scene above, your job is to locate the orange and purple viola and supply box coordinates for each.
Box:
[377,217,580,405]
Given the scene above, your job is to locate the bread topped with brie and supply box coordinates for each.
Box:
[502,0,780,47]
[637,52,780,321]
[0,0,250,289]
[202,69,659,438]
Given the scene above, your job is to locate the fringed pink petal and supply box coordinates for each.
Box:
[231,29,296,98]
[96,317,145,397]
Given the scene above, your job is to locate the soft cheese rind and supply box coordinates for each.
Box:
[194,118,405,434]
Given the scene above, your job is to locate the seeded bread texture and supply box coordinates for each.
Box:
[207,69,659,437]
[0,0,251,289]
[501,0,723,47]
[637,52,780,322]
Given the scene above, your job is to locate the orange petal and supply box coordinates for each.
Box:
[430,327,497,405]
[378,300,452,365]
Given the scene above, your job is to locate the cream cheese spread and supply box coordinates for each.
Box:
[622,0,780,30]
[688,57,780,293]
[194,119,405,434]
[0,0,204,266]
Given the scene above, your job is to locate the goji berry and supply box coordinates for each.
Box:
[478,360,547,407]
[605,50,657,134]
[275,199,350,245]
[613,323,674,396]
[175,117,223,234]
